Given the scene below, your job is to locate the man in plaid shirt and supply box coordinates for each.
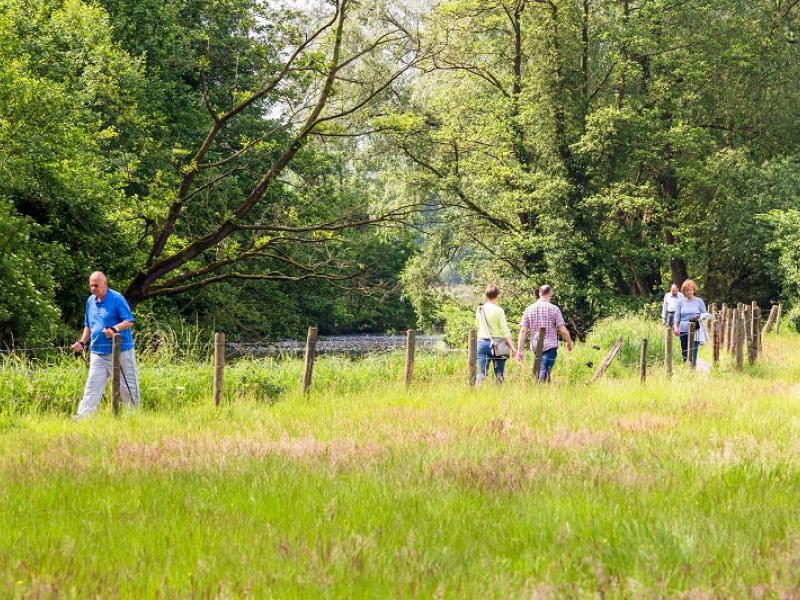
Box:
[516,285,573,381]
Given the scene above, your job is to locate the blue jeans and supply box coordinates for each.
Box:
[538,348,558,382]
[477,339,507,384]
[679,333,699,367]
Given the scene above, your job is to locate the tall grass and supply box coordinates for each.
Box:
[0,347,468,415]
[1,329,800,596]
[0,315,775,415]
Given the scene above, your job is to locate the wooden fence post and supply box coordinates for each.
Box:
[712,316,720,366]
[405,329,416,388]
[591,337,624,383]
[532,327,546,382]
[467,328,477,386]
[720,304,728,348]
[111,333,121,416]
[687,322,696,368]
[751,307,761,363]
[744,305,752,352]
[213,332,225,406]
[776,303,783,334]
[747,306,755,365]
[735,315,745,371]
[763,305,779,335]
[302,326,318,395]
[757,308,764,358]
[639,338,648,383]
[726,308,734,354]
[665,328,673,378]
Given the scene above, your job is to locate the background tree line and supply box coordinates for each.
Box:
[2,0,800,346]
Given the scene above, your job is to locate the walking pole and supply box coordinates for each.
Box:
[111,333,121,416]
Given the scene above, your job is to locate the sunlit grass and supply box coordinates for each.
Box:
[2,330,800,597]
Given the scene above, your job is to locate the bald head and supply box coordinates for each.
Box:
[89,271,109,299]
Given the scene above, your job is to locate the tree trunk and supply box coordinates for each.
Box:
[665,230,687,285]
[580,0,590,113]
[509,4,531,168]
[634,276,649,297]
[659,168,687,285]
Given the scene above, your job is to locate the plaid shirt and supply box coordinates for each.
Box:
[520,300,566,352]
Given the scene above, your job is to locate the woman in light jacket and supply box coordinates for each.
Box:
[475,284,514,384]
[672,279,707,367]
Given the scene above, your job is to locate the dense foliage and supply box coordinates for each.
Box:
[2,0,800,345]
[378,0,800,334]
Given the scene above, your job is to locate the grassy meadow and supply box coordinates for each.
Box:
[3,325,800,597]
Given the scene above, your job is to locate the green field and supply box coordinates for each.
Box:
[3,329,800,597]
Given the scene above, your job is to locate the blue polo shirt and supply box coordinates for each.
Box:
[84,289,135,354]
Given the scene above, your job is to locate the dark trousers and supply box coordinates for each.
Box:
[538,348,558,381]
[679,333,699,367]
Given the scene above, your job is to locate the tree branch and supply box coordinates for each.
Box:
[145,6,343,266]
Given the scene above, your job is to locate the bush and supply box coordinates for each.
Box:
[0,199,61,346]
[557,314,668,383]
[784,304,800,334]
[440,303,475,348]
[584,315,667,366]
[227,361,287,404]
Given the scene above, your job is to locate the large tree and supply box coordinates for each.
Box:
[118,0,430,308]
[376,0,800,331]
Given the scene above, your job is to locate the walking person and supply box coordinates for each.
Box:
[661,283,684,327]
[475,284,514,384]
[71,272,140,417]
[516,285,573,382]
[672,279,706,368]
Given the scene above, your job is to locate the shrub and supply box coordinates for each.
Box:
[784,304,800,334]
[557,314,669,382]
[440,303,475,348]
[585,315,667,366]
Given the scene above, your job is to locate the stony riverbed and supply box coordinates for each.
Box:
[226,334,448,358]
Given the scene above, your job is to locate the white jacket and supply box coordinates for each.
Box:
[694,312,711,344]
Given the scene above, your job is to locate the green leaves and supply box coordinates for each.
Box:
[0,0,144,344]
[374,0,800,330]
[0,197,61,344]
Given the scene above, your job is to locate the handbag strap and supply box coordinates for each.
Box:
[478,304,492,338]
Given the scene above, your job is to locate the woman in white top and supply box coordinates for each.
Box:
[475,284,514,384]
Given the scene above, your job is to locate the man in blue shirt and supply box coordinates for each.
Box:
[71,271,140,417]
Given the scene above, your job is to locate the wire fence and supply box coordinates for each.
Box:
[0,301,787,414]
[0,345,77,354]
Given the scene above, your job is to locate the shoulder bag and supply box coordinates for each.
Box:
[478,305,512,359]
